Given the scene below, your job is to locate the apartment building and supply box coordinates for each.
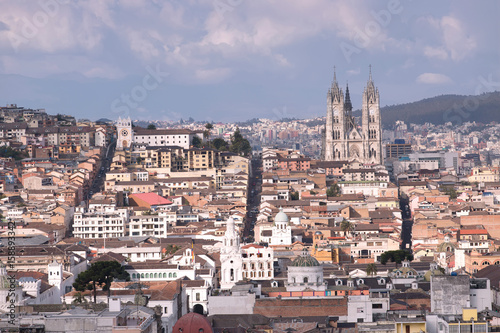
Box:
[129,214,172,237]
[72,206,129,239]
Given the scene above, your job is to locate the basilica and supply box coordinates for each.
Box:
[322,67,382,165]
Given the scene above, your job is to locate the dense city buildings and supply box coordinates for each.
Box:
[1,86,500,333]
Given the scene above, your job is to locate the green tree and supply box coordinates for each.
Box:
[211,138,229,151]
[290,191,300,200]
[229,128,251,156]
[327,183,340,197]
[340,219,354,236]
[73,261,130,303]
[441,186,458,199]
[147,124,156,130]
[205,123,213,142]
[191,136,202,148]
[0,146,28,160]
[366,263,378,277]
[380,250,413,266]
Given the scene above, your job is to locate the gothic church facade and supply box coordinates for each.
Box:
[322,68,382,165]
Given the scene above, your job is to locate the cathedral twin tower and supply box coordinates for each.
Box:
[322,67,382,165]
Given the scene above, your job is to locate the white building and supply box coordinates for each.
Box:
[115,116,201,150]
[286,253,326,292]
[129,214,169,237]
[241,244,274,280]
[73,206,128,239]
[220,217,243,290]
[269,208,292,246]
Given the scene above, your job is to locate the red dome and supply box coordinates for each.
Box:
[172,313,213,333]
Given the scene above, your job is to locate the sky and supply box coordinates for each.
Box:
[0,0,499,123]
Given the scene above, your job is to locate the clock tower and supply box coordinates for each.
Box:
[116,116,133,150]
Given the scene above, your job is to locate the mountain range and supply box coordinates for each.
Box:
[352,91,500,126]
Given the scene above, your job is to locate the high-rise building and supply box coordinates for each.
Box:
[323,67,382,164]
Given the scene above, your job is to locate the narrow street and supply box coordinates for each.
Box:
[399,194,413,251]
[88,140,116,199]
[244,156,262,240]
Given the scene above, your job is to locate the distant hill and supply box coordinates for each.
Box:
[96,118,113,124]
[353,91,500,126]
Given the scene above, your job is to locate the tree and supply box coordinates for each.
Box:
[73,261,130,303]
[204,123,214,146]
[340,219,354,236]
[327,183,340,197]
[211,138,229,151]
[229,128,252,156]
[147,124,156,130]
[366,263,378,277]
[192,136,202,148]
[290,191,300,200]
[380,250,413,266]
[441,186,458,199]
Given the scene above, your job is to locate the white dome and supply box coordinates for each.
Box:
[274,207,289,224]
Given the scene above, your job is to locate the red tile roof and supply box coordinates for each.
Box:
[130,193,172,205]
[460,229,488,235]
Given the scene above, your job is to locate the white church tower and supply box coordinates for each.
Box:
[116,116,133,150]
[220,217,243,290]
[48,260,63,303]
[270,208,292,246]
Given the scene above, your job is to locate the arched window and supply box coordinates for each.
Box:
[141,273,145,278]
[472,261,478,265]
[132,273,136,279]
[154,273,158,278]
[303,277,308,283]
[146,273,150,278]
[169,273,172,278]
[495,261,500,265]
[173,273,177,278]
[482,261,491,266]
[163,273,167,278]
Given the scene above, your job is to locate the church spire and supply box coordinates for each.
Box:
[329,66,342,103]
[344,82,352,112]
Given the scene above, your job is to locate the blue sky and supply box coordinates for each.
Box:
[0,0,498,122]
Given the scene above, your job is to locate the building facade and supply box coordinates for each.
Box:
[323,67,382,164]
[116,116,201,150]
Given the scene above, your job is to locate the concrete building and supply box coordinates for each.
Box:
[431,275,471,317]
[73,206,128,239]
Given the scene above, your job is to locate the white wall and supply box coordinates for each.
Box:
[207,294,255,315]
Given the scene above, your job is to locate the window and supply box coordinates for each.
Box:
[196,293,200,301]
[372,304,383,309]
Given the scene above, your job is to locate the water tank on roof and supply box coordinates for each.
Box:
[451,272,458,276]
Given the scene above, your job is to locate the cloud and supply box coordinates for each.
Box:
[195,67,232,83]
[0,21,8,31]
[419,15,477,62]
[416,73,453,85]
[441,16,476,61]
[347,68,361,75]
[423,46,448,60]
